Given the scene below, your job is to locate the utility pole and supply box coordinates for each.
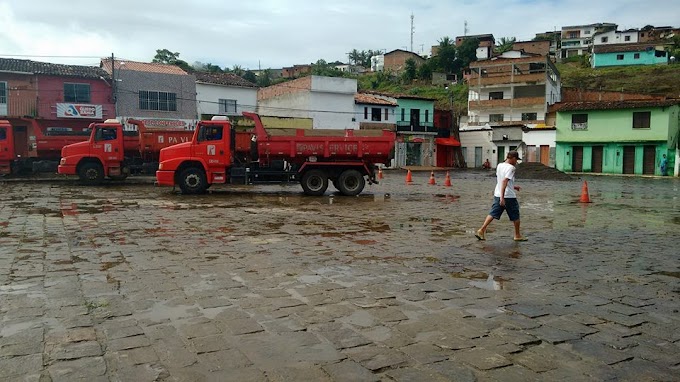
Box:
[111,53,117,118]
[410,13,415,52]
[464,20,469,36]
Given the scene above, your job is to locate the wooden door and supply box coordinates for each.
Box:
[12,126,28,158]
[496,146,505,166]
[540,145,550,166]
[591,146,603,173]
[572,146,583,172]
[643,146,656,175]
[623,146,635,174]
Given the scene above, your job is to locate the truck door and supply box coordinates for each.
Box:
[195,123,229,176]
[92,125,124,166]
[0,124,14,174]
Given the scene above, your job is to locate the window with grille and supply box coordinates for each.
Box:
[219,99,237,114]
[632,111,651,129]
[571,114,588,130]
[64,83,90,103]
[521,113,537,121]
[139,90,177,111]
[489,114,504,122]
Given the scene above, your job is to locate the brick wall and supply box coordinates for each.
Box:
[384,51,424,73]
[561,88,662,102]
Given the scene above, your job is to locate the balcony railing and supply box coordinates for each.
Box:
[469,97,545,109]
[396,121,437,133]
[571,122,588,130]
[0,98,38,118]
[467,72,546,86]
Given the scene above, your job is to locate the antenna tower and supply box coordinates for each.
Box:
[410,13,415,52]
[464,20,469,36]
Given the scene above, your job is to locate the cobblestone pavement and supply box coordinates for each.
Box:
[1,172,679,381]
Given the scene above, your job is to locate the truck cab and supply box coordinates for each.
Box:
[58,119,128,183]
[0,120,14,174]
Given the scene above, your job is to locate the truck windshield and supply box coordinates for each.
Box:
[197,125,223,142]
[0,128,6,140]
[94,127,117,141]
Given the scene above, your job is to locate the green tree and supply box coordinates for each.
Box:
[231,65,245,77]
[348,49,361,65]
[457,38,479,70]
[433,36,457,74]
[204,63,223,73]
[494,37,516,54]
[254,69,272,88]
[402,58,417,83]
[151,48,191,72]
[417,60,433,80]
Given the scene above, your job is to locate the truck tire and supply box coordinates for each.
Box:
[78,162,104,184]
[301,169,328,196]
[178,167,208,194]
[337,169,365,196]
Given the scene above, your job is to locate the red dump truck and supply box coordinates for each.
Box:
[0,120,13,175]
[58,119,195,182]
[0,119,97,174]
[156,112,395,196]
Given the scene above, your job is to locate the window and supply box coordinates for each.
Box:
[384,108,388,121]
[640,33,645,38]
[64,83,90,103]
[584,30,591,35]
[601,37,608,43]
[0,81,6,104]
[364,107,368,120]
[568,32,578,39]
[401,108,405,121]
[218,99,236,114]
[632,111,651,129]
[634,53,640,59]
[371,108,381,121]
[0,128,6,140]
[488,91,504,100]
[617,54,624,60]
[521,113,537,121]
[571,114,588,130]
[489,114,504,122]
[198,126,223,142]
[425,110,429,122]
[95,127,117,141]
[139,90,177,111]
[625,35,631,42]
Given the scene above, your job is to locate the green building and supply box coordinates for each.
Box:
[554,100,679,176]
[393,96,437,167]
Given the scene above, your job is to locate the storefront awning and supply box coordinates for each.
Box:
[435,137,461,147]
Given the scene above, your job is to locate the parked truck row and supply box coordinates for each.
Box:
[3,114,395,196]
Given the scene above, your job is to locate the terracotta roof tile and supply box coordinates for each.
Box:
[194,72,257,88]
[101,59,188,75]
[354,93,397,106]
[0,58,109,79]
[593,42,669,54]
[551,99,679,112]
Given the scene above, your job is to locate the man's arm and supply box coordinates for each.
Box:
[499,178,509,206]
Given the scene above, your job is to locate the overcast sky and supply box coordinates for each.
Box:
[0,0,676,70]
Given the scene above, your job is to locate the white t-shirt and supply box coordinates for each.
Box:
[494,162,517,198]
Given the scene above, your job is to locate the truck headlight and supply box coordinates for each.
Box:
[158,163,164,170]
[60,158,66,165]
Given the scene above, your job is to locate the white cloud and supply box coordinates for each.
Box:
[0,0,676,69]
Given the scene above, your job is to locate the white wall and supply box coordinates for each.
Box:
[258,92,312,120]
[593,30,639,45]
[354,105,396,125]
[311,92,358,129]
[476,47,491,60]
[196,83,257,117]
[459,129,495,167]
[523,129,555,147]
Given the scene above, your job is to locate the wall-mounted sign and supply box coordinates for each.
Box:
[121,117,196,130]
[56,103,102,119]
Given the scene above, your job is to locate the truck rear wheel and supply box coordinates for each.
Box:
[78,162,104,184]
[178,167,208,194]
[337,169,365,196]
[301,169,328,196]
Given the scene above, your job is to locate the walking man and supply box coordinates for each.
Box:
[475,151,527,241]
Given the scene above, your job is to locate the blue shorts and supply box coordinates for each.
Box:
[489,197,520,221]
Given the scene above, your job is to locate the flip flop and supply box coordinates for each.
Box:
[513,237,528,242]
[475,230,485,240]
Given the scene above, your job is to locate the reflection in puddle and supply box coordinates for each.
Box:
[469,275,505,290]
[450,270,510,291]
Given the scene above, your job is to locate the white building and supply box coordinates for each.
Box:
[257,75,358,129]
[370,55,384,72]
[354,93,397,129]
[194,72,257,119]
[592,29,639,46]
[560,23,617,59]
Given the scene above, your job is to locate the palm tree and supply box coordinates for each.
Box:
[495,37,516,54]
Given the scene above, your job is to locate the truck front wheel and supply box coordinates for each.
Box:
[178,167,208,194]
[78,162,104,184]
[301,170,328,196]
[337,169,365,196]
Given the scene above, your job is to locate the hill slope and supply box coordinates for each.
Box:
[557,63,680,97]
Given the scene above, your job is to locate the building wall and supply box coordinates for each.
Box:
[555,106,678,175]
[310,92,357,129]
[593,30,639,45]
[354,104,396,126]
[258,76,311,100]
[592,50,668,67]
[196,83,257,117]
[513,41,551,56]
[115,69,197,120]
[396,99,435,127]
[459,129,494,168]
[0,74,37,117]
[258,91,312,120]
[384,51,424,73]
[523,129,556,165]
[37,75,114,120]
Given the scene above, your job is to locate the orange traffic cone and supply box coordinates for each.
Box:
[429,171,436,185]
[579,180,591,203]
[444,171,452,187]
[378,167,384,180]
[406,169,413,184]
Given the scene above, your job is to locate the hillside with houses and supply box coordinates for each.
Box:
[1,23,679,177]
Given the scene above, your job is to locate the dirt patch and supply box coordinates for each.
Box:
[515,162,573,181]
